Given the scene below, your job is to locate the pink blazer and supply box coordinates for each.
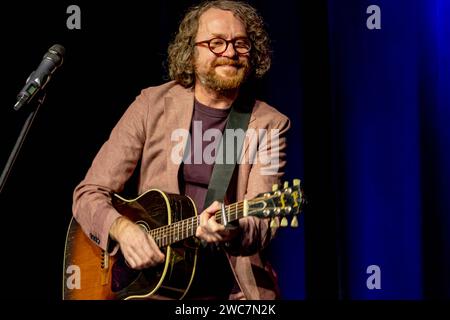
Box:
[73,81,290,299]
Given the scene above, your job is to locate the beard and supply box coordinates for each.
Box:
[195,57,250,92]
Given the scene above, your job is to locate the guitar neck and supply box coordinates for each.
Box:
[149,199,254,248]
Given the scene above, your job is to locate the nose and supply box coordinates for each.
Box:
[221,42,238,58]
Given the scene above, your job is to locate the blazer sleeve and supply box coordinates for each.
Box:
[72,91,149,251]
[226,114,291,256]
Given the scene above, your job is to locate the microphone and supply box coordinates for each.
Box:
[14,44,65,111]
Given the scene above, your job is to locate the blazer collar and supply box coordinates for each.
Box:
[163,85,256,194]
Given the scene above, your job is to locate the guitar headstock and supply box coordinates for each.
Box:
[249,179,305,228]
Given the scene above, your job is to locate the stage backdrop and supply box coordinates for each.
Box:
[325,0,450,299]
[0,0,448,300]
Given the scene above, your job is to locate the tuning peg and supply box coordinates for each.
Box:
[272,184,279,192]
[290,215,299,228]
[283,181,289,189]
[280,216,288,227]
[293,179,301,187]
[270,217,279,228]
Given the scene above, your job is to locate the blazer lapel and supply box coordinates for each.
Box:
[164,87,194,194]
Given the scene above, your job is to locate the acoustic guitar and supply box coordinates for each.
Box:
[62,179,304,300]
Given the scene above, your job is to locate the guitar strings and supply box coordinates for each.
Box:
[149,195,276,246]
[161,189,301,243]
[150,203,247,245]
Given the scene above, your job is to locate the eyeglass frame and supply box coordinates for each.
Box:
[194,37,252,55]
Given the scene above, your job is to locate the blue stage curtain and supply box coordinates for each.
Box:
[325,0,450,299]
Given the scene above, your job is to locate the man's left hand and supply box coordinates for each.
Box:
[196,201,240,243]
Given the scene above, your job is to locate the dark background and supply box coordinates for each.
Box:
[0,0,449,301]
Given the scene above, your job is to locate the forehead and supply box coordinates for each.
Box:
[197,8,247,37]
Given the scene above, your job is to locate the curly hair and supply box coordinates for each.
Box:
[168,0,271,88]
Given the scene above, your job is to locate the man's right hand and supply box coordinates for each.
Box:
[109,216,165,270]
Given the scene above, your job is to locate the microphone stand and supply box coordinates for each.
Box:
[0,92,47,194]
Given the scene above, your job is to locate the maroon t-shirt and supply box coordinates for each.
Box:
[180,99,237,299]
[183,99,231,211]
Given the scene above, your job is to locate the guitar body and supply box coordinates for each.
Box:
[63,189,198,300]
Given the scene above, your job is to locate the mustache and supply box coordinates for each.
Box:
[212,58,248,68]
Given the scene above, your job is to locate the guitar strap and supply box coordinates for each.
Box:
[203,93,253,211]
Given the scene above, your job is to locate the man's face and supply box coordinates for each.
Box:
[194,8,251,92]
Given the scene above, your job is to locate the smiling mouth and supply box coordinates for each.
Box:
[216,65,238,69]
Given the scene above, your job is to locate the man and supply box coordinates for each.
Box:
[73,0,290,300]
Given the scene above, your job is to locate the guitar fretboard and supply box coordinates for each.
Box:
[149,199,253,247]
